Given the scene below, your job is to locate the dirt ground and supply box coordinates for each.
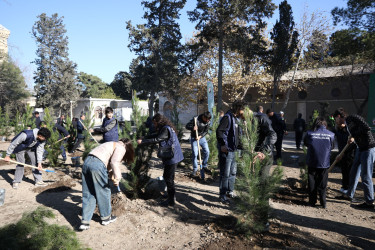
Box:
[1,140,375,249]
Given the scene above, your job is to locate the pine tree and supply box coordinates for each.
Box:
[127,0,187,116]
[43,108,64,167]
[207,107,219,175]
[121,91,154,199]
[110,71,132,100]
[234,108,283,234]
[268,0,299,109]
[81,105,97,161]
[32,13,80,113]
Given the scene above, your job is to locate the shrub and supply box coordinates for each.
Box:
[0,206,87,250]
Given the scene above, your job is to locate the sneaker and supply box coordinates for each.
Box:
[226,191,236,198]
[12,183,19,189]
[219,195,230,205]
[35,181,48,187]
[160,198,175,207]
[189,171,197,178]
[202,167,212,175]
[339,188,348,194]
[78,223,90,231]
[101,215,117,226]
[352,202,374,209]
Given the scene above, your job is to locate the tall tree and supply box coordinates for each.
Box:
[188,0,275,111]
[32,13,80,113]
[0,58,30,113]
[332,0,375,33]
[268,0,299,109]
[127,0,187,116]
[110,71,132,100]
[281,8,330,111]
[78,72,111,98]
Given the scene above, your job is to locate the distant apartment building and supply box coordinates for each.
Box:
[0,24,10,62]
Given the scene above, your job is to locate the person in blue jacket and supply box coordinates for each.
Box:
[216,100,245,204]
[95,107,119,142]
[304,117,335,208]
[137,113,184,207]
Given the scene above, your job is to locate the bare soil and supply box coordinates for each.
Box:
[1,141,375,249]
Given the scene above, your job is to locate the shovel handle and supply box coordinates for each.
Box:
[0,157,55,173]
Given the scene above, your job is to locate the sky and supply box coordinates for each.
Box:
[0,0,348,89]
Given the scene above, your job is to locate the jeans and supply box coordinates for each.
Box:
[191,137,210,178]
[218,151,237,196]
[60,143,66,159]
[71,138,84,152]
[14,149,42,183]
[347,147,375,204]
[81,155,111,224]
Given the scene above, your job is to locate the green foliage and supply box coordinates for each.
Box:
[82,105,97,161]
[32,13,80,113]
[127,0,187,115]
[110,71,133,100]
[0,107,12,138]
[0,58,30,113]
[0,206,87,250]
[268,0,299,109]
[234,107,283,235]
[43,108,64,167]
[188,0,276,111]
[308,109,320,130]
[13,104,35,135]
[78,72,118,99]
[121,92,154,199]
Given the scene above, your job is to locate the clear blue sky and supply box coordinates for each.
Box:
[0,0,347,89]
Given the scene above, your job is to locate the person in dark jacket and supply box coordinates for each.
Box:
[4,127,51,188]
[94,107,119,142]
[304,117,335,208]
[332,108,355,194]
[54,121,70,162]
[267,109,286,159]
[70,114,86,154]
[216,101,245,204]
[185,111,211,179]
[254,111,277,178]
[341,113,375,209]
[293,113,306,150]
[33,111,42,129]
[137,114,184,207]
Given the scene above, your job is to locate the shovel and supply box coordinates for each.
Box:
[0,157,55,173]
[78,119,99,145]
[328,142,351,173]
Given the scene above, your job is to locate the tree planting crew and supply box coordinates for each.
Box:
[94,107,119,142]
[79,138,135,231]
[341,113,375,209]
[254,109,277,178]
[293,113,306,150]
[4,127,51,189]
[216,100,245,204]
[54,121,70,162]
[266,109,286,159]
[70,114,86,154]
[304,117,335,209]
[332,108,356,194]
[137,114,184,207]
[185,111,212,179]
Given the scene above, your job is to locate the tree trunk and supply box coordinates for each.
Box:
[148,90,155,117]
[217,35,223,112]
[281,53,302,111]
[271,75,279,110]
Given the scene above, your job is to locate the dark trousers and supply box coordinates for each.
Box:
[295,131,303,149]
[72,137,84,152]
[308,167,329,207]
[339,156,353,190]
[275,133,284,159]
[163,163,177,200]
